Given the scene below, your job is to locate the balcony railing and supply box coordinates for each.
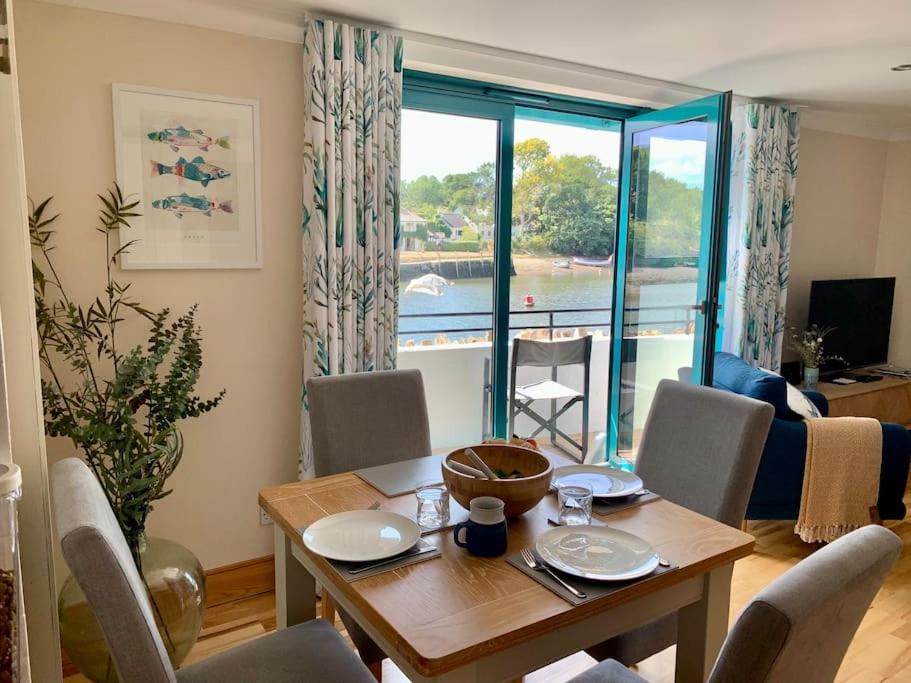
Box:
[399,304,698,341]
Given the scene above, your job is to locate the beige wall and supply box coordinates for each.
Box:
[786,128,888,333]
[15,0,304,570]
[875,141,911,367]
[2,0,62,677]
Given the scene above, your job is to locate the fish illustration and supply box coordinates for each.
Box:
[151,193,233,218]
[151,156,231,187]
[147,126,230,153]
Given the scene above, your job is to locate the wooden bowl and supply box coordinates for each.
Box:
[442,444,553,517]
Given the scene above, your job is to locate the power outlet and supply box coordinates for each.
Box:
[259,508,273,526]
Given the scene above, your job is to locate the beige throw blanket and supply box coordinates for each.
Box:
[796,417,882,543]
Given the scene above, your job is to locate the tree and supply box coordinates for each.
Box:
[514,138,550,173]
[401,175,446,220]
[513,138,552,233]
[401,142,701,260]
[536,154,618,256]
[458,226,480,242]
[539,176,617,256]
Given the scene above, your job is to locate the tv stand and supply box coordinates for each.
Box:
[840,372,883,383]
[812,370,911,428]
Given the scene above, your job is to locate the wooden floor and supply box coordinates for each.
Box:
[64,501,911,682]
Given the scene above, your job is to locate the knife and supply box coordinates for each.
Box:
[347,545,437,574]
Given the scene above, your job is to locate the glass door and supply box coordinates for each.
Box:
[508,107,621,457]
[608,93,732,461]
[397,90,514,449]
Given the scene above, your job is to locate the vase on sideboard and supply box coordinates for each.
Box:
[803,366,820,391]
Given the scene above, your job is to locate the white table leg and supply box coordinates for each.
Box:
[675,564,733,683]
[274,526,315,629]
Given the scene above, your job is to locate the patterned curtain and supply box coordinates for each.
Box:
[300,19,404,477]
[722,103,800,371]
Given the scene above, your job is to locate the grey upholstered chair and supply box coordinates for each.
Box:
[307,368,432,476]
[586,379,775,665]
[52,457,374,683]
[509,335,593,461]
[306,368,432,674]
[569,525,901,683]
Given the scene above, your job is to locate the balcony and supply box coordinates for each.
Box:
[397,305,696,455]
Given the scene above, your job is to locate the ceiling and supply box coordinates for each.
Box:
[46,0,911,139]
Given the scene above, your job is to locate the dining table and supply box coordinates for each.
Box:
[258,451,754,683]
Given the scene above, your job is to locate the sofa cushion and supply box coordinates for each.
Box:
[713,352,792,419]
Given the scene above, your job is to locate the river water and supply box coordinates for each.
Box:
[399,269,697,343]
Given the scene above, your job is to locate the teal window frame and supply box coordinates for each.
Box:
[402,70,646,439]
[606,93,732,455]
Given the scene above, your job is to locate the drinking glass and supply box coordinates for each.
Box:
[557,481,593,526]
[415,480,450,529]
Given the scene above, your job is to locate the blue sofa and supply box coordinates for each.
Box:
[712,352,911,521]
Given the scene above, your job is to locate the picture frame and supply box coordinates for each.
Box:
[112,84,262,269]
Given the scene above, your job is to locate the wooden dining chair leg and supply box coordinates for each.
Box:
[368,660,382,681]
[870,505,882,525]
[741,519,748,532]
[322,592,337,625]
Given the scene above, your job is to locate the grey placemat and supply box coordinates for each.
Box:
[507,550,677,606]
[592,491,661,516]
[326,539,441,582]
[354,454,444,497]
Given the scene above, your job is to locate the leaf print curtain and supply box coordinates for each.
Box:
[300,18,404,477]
[722,103,800,371]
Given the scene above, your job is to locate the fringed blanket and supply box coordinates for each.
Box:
[796,417,882,543]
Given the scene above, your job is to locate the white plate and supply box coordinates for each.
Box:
[535,525,659,581]
[553,465,643,499]
[302,510,421,562]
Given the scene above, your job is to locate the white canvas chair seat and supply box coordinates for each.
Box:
[509,336,593,462]
[515,379,583,402]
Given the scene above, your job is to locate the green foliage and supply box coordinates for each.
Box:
[511,234,551,255]
[401,162,495,225]
[628,155,704,260]
[457,226,480,242]
[31,187,225,567]
[541,181,617,257]
[535,153,618,257]
[402,136,704,260]
[436,240,480,253]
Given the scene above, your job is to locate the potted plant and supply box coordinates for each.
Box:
[30,187,225,681]
[787,324,841,391]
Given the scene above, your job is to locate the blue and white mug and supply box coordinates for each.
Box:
[453,496,507,557]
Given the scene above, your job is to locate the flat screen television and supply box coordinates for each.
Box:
[807,277,895,373]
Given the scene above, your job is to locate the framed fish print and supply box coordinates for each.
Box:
[112,84,262,269]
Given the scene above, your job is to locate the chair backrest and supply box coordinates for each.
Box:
[511,336,593,369]
[307,369,432,476]
[709,525,901,683]
[52,458,176,683]
[635,379,774,527]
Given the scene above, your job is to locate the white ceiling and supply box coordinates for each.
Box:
[44,0,911,139]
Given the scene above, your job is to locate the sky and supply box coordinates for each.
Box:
[401,108,706,189]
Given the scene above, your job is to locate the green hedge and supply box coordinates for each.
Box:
[436,240,480,253]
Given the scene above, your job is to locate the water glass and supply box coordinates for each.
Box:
[415,480,450,530]
[557,481,593,526]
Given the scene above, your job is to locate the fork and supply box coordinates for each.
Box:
[520,549,587,598]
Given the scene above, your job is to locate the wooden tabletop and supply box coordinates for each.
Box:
[259,455,754,678]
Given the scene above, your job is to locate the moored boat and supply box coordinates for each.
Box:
[573,255,613,268]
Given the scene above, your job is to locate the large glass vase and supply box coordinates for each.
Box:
[58,537,206,682]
